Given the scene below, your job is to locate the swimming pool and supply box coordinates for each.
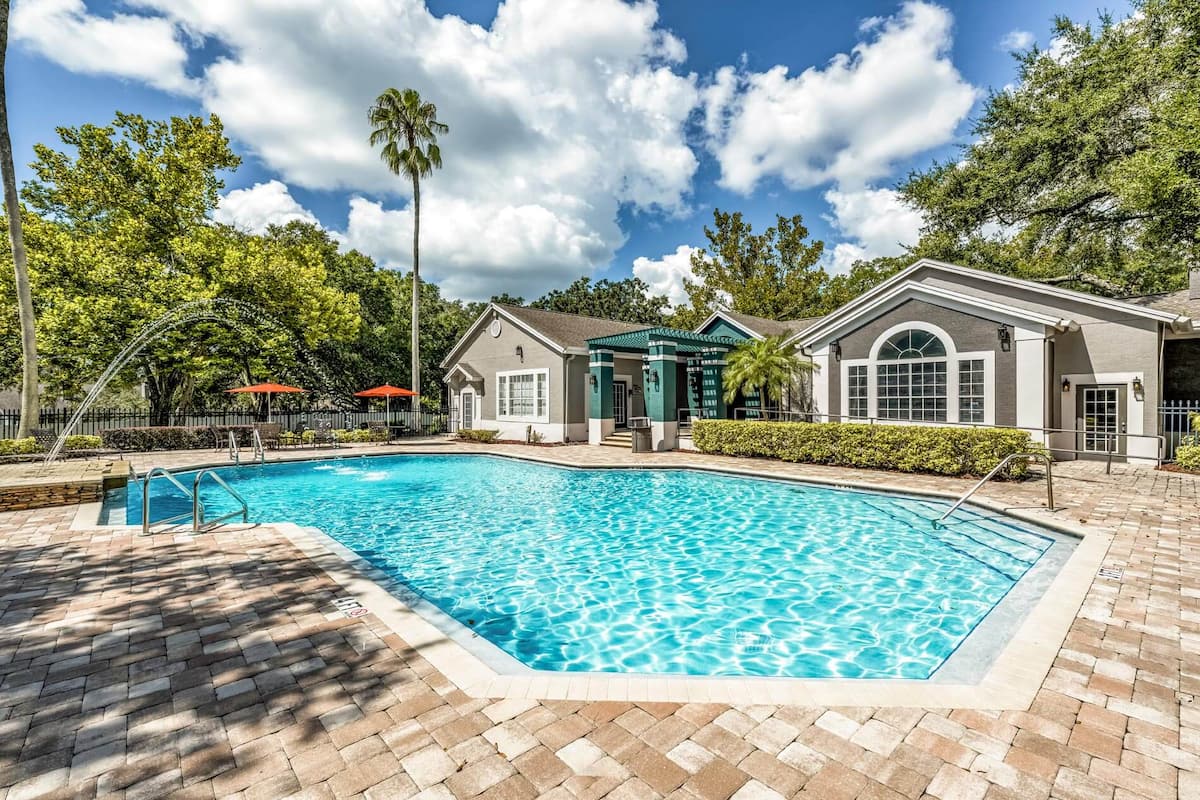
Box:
[117,454,1067,679]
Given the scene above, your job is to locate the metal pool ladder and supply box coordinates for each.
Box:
[141,466,249,535]
[937,452,1054,525]
[192,468,249,532]
[228,430,265,465]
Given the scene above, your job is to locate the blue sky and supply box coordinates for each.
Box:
[8,0,1131,303]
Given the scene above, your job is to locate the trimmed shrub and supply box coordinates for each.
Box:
[101,426,215,451]
[692,420,1040,478]
[457,429,500,443]
[1175,442,1200,472]
[0,437,40,456]
[0,434,104,455]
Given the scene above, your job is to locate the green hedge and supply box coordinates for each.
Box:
[456,429,501,443]
[0,435,103,455]
[692,420,1039,478]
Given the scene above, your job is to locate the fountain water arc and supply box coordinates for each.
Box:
[44,298,327,463]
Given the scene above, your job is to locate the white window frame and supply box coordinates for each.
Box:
[496,368,550,423]
[839,321,996,425]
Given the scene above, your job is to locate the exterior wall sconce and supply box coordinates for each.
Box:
[997,325,1011,352]
[648,369,660,387]
[1062,377,1071,392]
[830,340,842,361]
[515,345,524,362]
[1132,377,1144,396]
[631,384,642,395]
[588,374,597,390]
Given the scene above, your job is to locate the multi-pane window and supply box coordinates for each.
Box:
[497,370,548,421]
[874,328,950,422]
[848,365,868,418]
[877,362,947,422]
[958,359,986,423]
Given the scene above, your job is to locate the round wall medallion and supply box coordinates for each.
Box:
[488,318,502,337]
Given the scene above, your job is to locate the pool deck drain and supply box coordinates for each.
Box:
[1,441,1196,800]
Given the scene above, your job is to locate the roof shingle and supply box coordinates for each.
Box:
[497,304,649,350]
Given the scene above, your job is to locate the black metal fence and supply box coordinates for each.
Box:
[1160,400,1200,460]
[0,407,450,438]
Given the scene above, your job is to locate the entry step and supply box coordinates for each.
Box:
[600,431,634,448]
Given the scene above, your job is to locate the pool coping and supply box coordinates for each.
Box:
[86,448,1111,708]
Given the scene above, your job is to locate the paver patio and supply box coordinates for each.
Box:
[0,441,1196,799]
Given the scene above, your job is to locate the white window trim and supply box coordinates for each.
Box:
[496,368,550,424]
[839,321,996,426]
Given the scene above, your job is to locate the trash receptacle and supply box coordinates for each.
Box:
[631,418,652,452]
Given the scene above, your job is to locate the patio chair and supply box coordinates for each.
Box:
[367,422,391,443]
[253,422,283,450]
[311,419,340,448]
[30,428,123,460]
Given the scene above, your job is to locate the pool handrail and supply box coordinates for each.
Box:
[142,466,200,536]
[192,469,249,533]
[937,452,1054,525]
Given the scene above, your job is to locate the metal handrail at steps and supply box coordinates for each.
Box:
[141,466,250,534]
[228,430,240,464]
[230,429,266,465]
[142,466,198,536]
[937,452,1054,525]
[192,469,249,532]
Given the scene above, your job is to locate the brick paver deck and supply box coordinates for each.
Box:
[0,442,1196,799]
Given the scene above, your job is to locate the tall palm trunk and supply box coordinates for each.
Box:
[410,173,420,398]
[0,2,38,438]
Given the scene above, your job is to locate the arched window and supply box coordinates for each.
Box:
[875,328,948,422]
[877,329,946,360]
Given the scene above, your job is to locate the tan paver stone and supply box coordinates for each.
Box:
[401,744,459,790]
[1,449,1196,800]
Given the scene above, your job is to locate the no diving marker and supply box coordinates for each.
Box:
[332,596,371,619]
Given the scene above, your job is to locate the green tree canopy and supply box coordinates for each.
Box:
[529,276,668,324]
[900,0,1200,295]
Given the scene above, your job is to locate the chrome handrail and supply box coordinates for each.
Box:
[228,430,240,464]
[192,469,249,533]
[141,466,200,536]
[251,429,265,464]
[937,452,1054,525]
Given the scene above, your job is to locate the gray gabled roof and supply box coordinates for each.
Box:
[1122,290,1200,320]
[697,308,825,341]
[716,309,824,339]
[494,304,648,350]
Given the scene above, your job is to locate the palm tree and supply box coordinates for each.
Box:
[723,335,814,413]
[0,2,38,437]
[368,88,447,399]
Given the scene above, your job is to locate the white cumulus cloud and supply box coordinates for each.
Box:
[21,0,701,299]
[998,29,1035,51]
[703,1,978,194]
[213,181,318,234]
[823,185,924,272]
[11,0,195,94]
[632,244,697,307]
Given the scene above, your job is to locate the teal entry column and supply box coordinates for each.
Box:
[701,347,728,419]
[645,340,677,449]
[588,348,614,444]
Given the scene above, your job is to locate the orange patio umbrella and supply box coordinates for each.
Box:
[226,382,305,421]
[354,384,418,419]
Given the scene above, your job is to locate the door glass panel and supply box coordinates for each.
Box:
[461,393,473,430]
[1082,387,1118,452]
[612,382,627,426]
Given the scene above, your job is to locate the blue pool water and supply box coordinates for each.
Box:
[119,454,1059,679]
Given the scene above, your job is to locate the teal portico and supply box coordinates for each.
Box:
[586,327,731,450]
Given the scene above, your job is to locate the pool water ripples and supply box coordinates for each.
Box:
[123,455,1055,679]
